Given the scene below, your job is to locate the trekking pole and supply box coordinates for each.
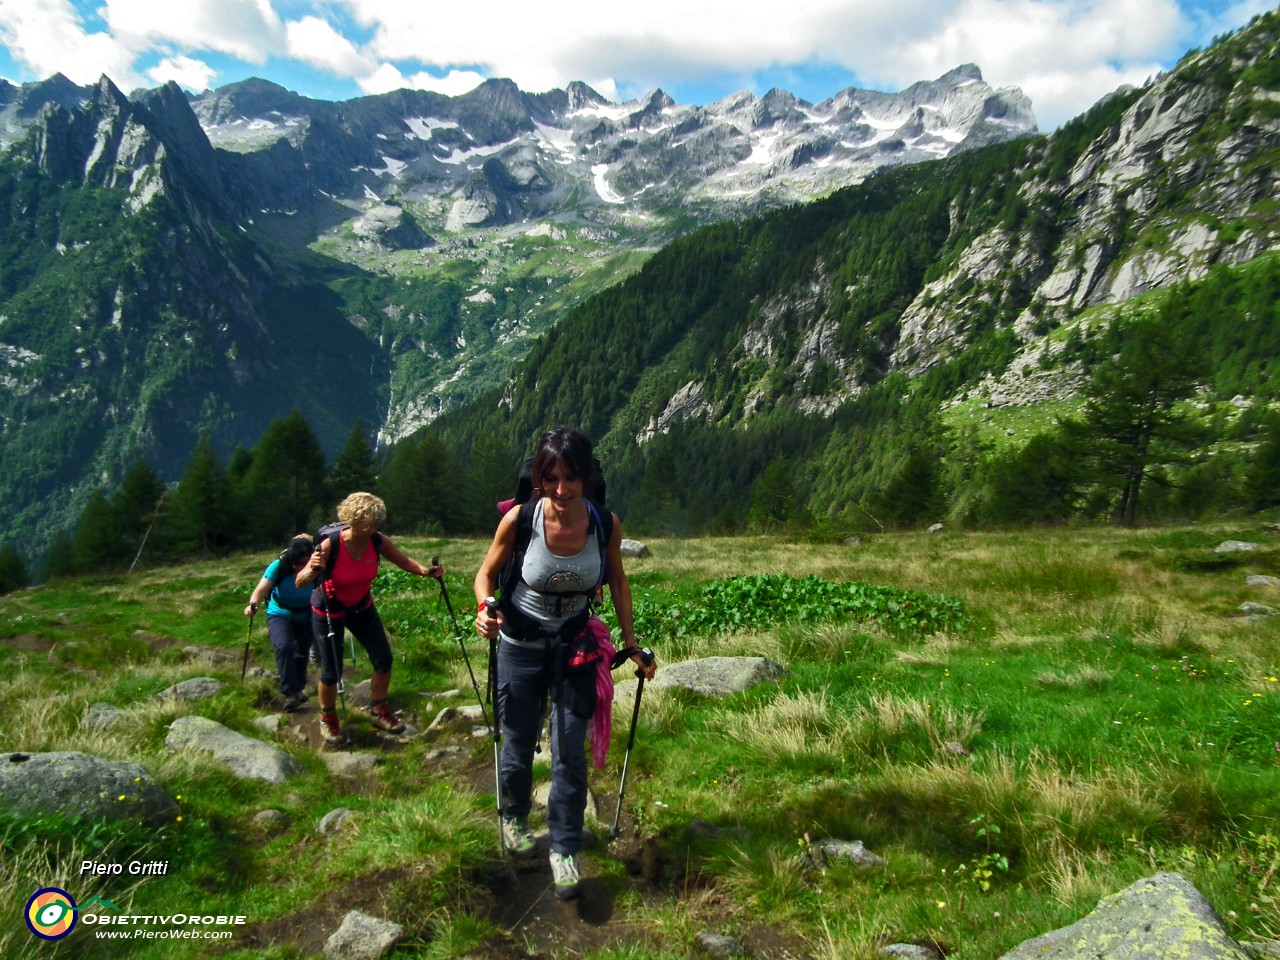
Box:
[485,597,505,855]
[325,601,351,745]
[240,605,257,681]
[434,557,490,728]
[609,646,655,840]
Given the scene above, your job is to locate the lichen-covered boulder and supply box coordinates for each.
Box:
[998,872,1251,959]
[0,751,176,825]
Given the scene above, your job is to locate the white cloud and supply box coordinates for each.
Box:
[285,15,373,76]
[357,62,486,97]
[100,0,286,63]
[148,54,218,92]
[858,0,1187,127]
[0,0,142,87]
[331,0,1209,125]
[0,0,1265,130]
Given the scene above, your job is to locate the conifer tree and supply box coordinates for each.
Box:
[1063,306,1206,525]
[465,435,518,531]
[331,420,379,500]
[113,458,169,567]
[1245,413,1280,510]
[170,433,233,556]
[41,531,76,581]
[0,543,28,594]
[747,457,796,530]
[630,444,687,535]
[72,489,125,571]
[380,434,464,533]
[240,411,329,543]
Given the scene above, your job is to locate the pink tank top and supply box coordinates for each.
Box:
[329,534,379,608]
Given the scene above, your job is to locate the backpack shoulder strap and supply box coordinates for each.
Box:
[322,528,343,579]
[267,555,289,587]
[585,501,612,589]
[500,500,536,596]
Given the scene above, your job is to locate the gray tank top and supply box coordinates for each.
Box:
[504,498,602,637]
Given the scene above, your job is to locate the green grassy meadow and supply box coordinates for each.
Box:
[1,523,1278,958]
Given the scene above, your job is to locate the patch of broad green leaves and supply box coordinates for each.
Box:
[628,573,968,643]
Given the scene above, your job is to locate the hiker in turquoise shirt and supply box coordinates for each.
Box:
[244,535,315,710]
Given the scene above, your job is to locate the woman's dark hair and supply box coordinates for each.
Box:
[282,536,314,569]
[530,427,595,493]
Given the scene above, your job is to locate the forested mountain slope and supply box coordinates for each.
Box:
[426,10,1280,532]
[0,64,1035,560]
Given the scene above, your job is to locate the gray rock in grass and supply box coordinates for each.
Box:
[1215,540,1260,553]
[695,931,745,957]
[997,872,1252,959]
[1246,575,1279,588]
[1239,602,1277,617]
[165,716,304,784]
[323,909,405,960]
[641,656,787,697]
[801,838,886,870]
[81,702,126,730]
[620,539,651,558]
[156,677,225,701]
[321,752,381,778]
[880,946,942,960]
[252,809,290,832]
[318,807,354,835]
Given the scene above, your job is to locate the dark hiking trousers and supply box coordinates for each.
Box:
[497,637,590,856]
[267,614,312,696]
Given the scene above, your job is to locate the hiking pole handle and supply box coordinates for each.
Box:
[611,645,655,679]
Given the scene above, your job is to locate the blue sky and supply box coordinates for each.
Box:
[0,0,1271,130]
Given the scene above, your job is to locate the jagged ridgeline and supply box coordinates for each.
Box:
[427,9,1280,533]
[0,55,1038,560]
[3,8,1280,558]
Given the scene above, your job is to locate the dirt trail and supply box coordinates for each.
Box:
[237,692,780,959]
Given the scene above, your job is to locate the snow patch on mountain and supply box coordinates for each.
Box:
[404,116,458,140]
[592,164,625,204]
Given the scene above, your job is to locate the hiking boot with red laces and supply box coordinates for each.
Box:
[369,700,405,734]
[318,710,344,746]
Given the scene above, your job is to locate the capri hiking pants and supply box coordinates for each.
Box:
[311,602,394,686]
[497,637,592,856]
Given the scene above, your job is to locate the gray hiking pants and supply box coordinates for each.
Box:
[496,636,590,856]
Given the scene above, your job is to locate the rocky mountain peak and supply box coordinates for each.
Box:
[564,81,608,111]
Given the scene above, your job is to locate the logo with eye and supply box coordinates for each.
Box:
[25,887,77,941]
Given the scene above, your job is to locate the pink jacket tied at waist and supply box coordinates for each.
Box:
[587,616,616,770]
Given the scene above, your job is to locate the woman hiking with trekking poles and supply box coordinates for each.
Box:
[243,534,316,710]
[474,428,655,900]
[296,492,442,746]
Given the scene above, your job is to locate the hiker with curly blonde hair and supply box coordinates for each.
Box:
[297,492,441,744]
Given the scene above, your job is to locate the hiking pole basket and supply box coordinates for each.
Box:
[433,556,490,729]
[609,646,655,839]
